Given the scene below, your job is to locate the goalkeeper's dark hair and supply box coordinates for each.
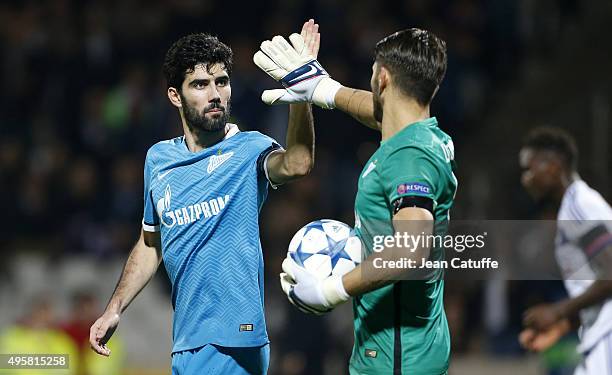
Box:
[523,126,578,171]
[374,28,447,106]
[163,33,233,90]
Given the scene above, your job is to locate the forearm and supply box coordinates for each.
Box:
[106,232,162,314]
[334,87,380,131]
[343,208,433,297]
[285,103,315,173]
[266,103,314,183]
[343,246,430,296]
[559,280,612,319]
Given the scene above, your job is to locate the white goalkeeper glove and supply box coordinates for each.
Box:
[253,34,342,109]
[279,257,350,315]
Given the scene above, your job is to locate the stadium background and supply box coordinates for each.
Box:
[1,0,610,374]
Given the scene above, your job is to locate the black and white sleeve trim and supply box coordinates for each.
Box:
[142,219,160,232]
[257,143,284,189]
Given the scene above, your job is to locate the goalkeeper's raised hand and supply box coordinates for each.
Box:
[253,33,341,109]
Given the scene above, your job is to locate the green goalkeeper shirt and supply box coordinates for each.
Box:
[351,117,457,375]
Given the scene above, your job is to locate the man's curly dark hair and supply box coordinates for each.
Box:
[163,33,233,91]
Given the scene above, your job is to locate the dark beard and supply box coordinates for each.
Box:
[181,96,231,132]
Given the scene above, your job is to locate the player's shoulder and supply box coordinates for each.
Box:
[561,180,612,220]
[145,136,184,164]
[147,136,184,152]
[381,119,453,163]
[241,130,280,152]
[243,130,277,143]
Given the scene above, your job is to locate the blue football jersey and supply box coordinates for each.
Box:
[142,124,281,353]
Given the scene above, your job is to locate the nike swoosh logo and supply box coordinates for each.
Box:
[286,65,318,85]
[362,162,376,178]
[207,152,234,174]
[157,170,172,180]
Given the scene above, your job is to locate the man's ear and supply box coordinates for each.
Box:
[378,66,389,96]
[167,87,182,108]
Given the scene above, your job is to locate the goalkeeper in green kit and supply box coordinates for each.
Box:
[255,20,456,374]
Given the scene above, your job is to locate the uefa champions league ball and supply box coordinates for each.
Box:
[287,219,362,280]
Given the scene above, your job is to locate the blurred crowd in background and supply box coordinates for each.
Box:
[1,0,610,374]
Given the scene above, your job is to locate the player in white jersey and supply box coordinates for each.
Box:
[518,127,612,375]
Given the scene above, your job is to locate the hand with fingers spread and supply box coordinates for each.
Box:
[89,310,120,357]
[253,19,342,108]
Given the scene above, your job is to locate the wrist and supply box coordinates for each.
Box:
[555,300,573,319]
[105,301,122,316]
[321,275,350,307]
[312,77,342,109]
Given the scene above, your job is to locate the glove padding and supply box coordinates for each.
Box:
[280,257,350,315]
[253,34,341,109]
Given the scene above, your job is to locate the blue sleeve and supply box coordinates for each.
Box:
[256,142,283,175]
[142,151,160,232]
[252,133,284,188]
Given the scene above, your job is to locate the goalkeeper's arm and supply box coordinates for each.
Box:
[299,19,380,131]
[333,87,380,131]
[280,205,433,314]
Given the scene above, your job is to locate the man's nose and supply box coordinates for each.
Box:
[209,85,221,101]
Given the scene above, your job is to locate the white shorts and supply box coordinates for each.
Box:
[575,332,612,375]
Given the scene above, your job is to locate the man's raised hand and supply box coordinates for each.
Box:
[301,19,320,59]
[253,24,341,108]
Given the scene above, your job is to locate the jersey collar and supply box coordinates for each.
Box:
[181,123,240,154]
[224,123,240,140]
[381,117,438,145]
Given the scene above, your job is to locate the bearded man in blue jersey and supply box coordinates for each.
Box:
[88,29,321,374]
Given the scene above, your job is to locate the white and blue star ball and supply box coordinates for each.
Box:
[287,219,362,280]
